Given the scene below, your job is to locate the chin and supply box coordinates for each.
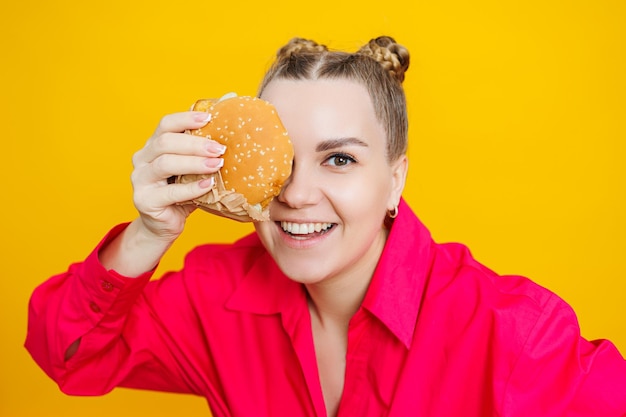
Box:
[270,252,332,285]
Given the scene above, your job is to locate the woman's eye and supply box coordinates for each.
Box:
[325,153,356,167]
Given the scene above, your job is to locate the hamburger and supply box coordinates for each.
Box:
[175,93,294,222]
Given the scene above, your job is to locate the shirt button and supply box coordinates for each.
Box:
[101,280,114,292]
[89,302,101,313]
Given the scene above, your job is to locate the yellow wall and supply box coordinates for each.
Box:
[2,0,624,415]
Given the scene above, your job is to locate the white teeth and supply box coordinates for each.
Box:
[280,221,333,235]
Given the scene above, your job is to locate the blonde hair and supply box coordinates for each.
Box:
[258,36,410,162]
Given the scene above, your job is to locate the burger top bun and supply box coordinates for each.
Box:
[175,93,294,222]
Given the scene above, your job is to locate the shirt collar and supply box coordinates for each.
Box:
[361,198,434,348]
[224,240,305,315]
[225,198,434,348]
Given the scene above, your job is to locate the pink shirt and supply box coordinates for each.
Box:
[25,200,626,416]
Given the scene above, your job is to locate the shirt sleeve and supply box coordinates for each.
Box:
[503,293,626,416]
[24,223,199,396]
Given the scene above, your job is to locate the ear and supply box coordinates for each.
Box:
[388,155,408,211]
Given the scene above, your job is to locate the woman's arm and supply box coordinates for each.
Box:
[25,109,228,394]
[99,110,226,277]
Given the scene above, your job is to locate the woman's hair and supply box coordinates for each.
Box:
[258,36,410,162]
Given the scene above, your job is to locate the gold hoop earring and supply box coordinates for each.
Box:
[388,205,399,219]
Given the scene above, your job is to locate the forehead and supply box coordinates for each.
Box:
[260,79,386,149]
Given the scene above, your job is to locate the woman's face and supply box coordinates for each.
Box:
[255,79,407,285]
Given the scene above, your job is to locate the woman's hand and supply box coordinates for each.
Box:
[131,111,225,241]
[99,111,225,276]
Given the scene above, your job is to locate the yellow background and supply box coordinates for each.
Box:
[1,0,624,415]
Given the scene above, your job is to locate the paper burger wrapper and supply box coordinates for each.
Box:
[175,171,268,222]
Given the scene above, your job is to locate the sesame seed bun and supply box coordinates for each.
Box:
[175,95,293,222]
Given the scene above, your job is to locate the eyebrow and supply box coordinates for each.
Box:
[315,137,369,152]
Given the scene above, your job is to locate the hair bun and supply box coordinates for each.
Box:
[358,36,410,83]
[276,37,328,59]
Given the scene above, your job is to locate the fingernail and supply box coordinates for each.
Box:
[205,158,224,168]
[193,112,212,123]
[199,177,215,189]
[206,141,226,155]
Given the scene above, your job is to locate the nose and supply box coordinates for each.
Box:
[277,159,321,209]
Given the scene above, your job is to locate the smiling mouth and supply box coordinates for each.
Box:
[279,221,336,237]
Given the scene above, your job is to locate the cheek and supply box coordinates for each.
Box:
[325,165,393,212]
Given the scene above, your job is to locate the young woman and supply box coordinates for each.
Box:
[26,36,626,416]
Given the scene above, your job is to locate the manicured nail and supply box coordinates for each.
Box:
[206,141,226,155]
[199,177,215,189]
[205,158,224,168]
[193,112,212,123]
